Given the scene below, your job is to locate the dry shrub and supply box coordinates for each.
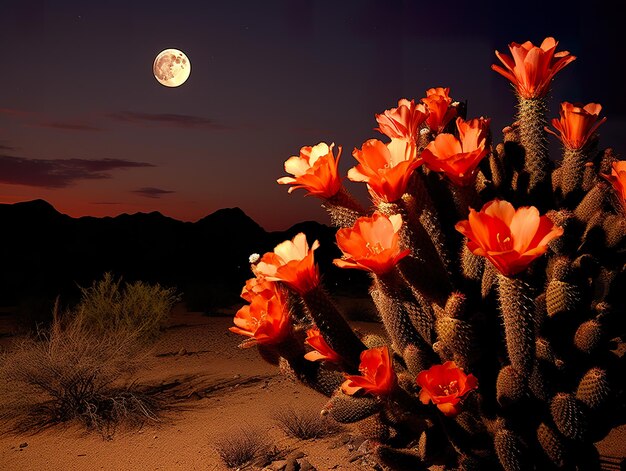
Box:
[214,427,279,469]
[274,406,344,440]
[75,272,180,341]
[0,303,158,436]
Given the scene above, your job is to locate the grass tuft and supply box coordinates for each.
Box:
[214,427,279,468]
[274,406,344,440]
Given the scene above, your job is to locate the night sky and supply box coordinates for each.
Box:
[1,0,622,231]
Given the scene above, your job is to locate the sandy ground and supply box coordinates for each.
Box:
[0,305,382,471]
[0,304,624,470]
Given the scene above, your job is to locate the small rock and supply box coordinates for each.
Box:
[298,458,316,471]
[267,460,287,470]
[348,440,370,463]
[177,348,187,356]
[287,451,305,460]
[19,442,28,449]
[284,457,298,471]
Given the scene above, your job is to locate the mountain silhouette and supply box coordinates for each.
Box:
[0,200,364,317]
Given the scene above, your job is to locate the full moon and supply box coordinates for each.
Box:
[153,49,191,87]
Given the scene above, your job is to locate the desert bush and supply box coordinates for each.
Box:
[0,303,158,436]
[274,406,344,440]
[214,427,278,469]
[75,272,180,341]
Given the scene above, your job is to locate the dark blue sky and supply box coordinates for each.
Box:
[1,0,622,230]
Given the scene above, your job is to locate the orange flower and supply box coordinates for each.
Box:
[348,138,421,202]
[492,37,576,99]
[416,361,478,417]
[421,117,491,186]
[602,161,626,211]
[277,142,342,199]
[304,327,341,363]
[342,346,397,397]
[240,276,276,303]
[455,199,564,276]
[375,99,429,142]
[422,87,457,134]
[334,212,410,275]
[229,285,290,348]
[546,102,607,150]
[255,233,320,295]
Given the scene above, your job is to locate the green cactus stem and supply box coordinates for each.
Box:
[496,365,527,407]
[460,243,484,285]
[356,412,391,442]
[375,444,429,471]
[545,279,580,317]
[322,393,381,424]
[321,187,367,228]
[449,183,481,222]
[435,316,476,369]
[574,319,604,354]
[497,274,536,378]
[574,181,607,223]
[551,392,588,441]
[482,262,498,300]
[490,144,508,190]
[494,427,528,471]
[301,286,366,372]
[402,179,454,278]
[560,147,590,205]
[576,367,611,410]
[517,96,552,203]
[373,274,435,364]
[536,422,568,468]
[277,356,344,397]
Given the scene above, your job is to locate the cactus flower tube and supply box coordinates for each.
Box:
[422,87,457,134]
[455,199,563,277]
[601,161,626,211]
[304,327,342,363]
[421,117,491,186]
[229,284,290,348]
[277,142,342,199]
[375,98,429,143]
[342,346,397,397]
[255,232,320,295]
[348,138,421,203]
[334,212,410,275]
[416,361,478,416]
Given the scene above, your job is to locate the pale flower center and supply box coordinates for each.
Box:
[435,380,459,396]
[366,241,385,255]
[496,232,513,251]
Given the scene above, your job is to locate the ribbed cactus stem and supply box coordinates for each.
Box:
[491,145,507,190]
[321,187,367,228]
[277,337,344,396]
[560,147,589,204]
[449,183,481,221]
[403,177,453,277]
[574,182,607,223]
[517,96,551,200]
[461,243,484,284]
[373,274,433,363]
[301,286,365,372]
[497,274,536,378]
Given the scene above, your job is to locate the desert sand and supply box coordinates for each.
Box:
[0,304,624,470]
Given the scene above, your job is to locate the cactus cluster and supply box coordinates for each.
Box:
[230,37,625,470]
